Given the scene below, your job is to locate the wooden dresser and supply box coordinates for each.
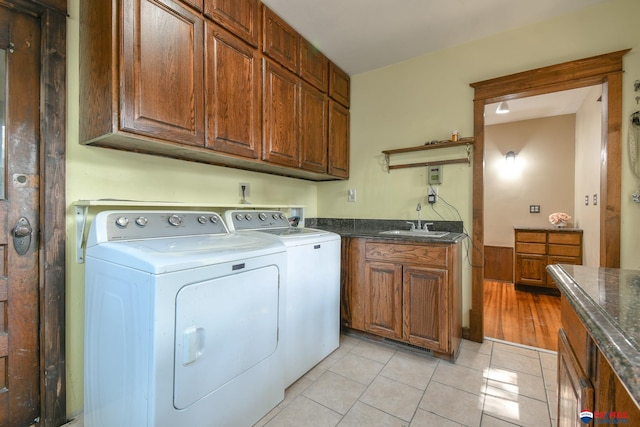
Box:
[514,227,582,293]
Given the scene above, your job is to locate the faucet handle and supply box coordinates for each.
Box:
[406,221,415,231]
[424,222,433,231]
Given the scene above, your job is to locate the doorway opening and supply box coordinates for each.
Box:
[468,49,629,344]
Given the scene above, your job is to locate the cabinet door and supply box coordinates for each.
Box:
[403,266,448,352]
[365,261,402,339]
[300,37,328,91]
[121,0,204,146]
[204,0,258,46]
[328,100,350,178]
[205,22,261,158]
[262,6,299,73]
[515,253,547,286]
[329,62,350,107]
[300,82,328,173]
[262,59,300,167]
[181,0,203,11]
[558,328,594,427]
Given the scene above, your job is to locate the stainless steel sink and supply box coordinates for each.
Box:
[378,230,450,238]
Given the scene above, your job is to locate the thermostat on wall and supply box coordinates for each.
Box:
[428,165,442,185]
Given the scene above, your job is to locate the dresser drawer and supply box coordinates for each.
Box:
[516,231,546,243]
[365,242,447,267]
[548,232,581,245]
[548,244,581,257]
[515,242,546,255]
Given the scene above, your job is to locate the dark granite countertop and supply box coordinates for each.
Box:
[514,226,583,232]
[306,217,467,244]
[547,264,640,406]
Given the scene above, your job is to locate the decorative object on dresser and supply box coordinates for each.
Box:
[514,227,582,294]
[549,212,571,227]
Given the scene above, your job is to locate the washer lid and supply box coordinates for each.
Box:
[86,232,285,273]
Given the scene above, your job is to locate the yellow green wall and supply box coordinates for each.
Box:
[66,0,640,417]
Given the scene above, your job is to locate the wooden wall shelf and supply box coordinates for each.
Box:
[382,139,474,172]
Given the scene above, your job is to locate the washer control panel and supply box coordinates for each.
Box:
[225,210,289,231]
[103,211,228,241]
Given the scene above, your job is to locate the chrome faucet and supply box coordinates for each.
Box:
[416,202,422,230]
[406,221,415,231]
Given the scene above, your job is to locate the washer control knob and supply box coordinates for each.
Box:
[235,214,244,221]
[209,216,219,224]
[115,216,129,228]
[272,213,279,220]
[197,215,208,224]
[135,216,148,227]
[245,213,252,221]
[168,214,182,226]
[258,213,267,221]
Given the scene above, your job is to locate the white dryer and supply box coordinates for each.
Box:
[225,210,340,387]
[84,211,286,427]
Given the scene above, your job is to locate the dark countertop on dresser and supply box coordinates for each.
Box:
[514,226,583,231]
[306,217,467,244]
[547,264,640,406]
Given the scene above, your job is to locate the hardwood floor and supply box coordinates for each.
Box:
[483,280,561,351]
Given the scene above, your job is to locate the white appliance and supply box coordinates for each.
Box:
[84,210,286,427]
[225,210,340,387]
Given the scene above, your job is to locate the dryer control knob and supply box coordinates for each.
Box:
[235,214,244,221]
[209,216,219,224]
[258,213,267,221]
[168,214,183,226]
[135,216,148,227]
[272,213,279,220]
[115,216,129,228]
[245,213,252,221]
[279,213,287,220]
[197,215,208,224]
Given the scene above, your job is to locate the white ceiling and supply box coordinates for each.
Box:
[261,0,609,76]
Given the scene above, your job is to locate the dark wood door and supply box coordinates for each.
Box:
[300,81,328,173]
[205,21,261,158]
[0,7,42,426]
[364,261,402,339]
[328,100,350,178]
[121,0,204,146]
[262,59,300,168]
[558,329,594,427]
[204,0,258,46]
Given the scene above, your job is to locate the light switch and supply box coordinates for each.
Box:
[585,195,589,206]
[593,194,598,205]
[348,189,356,202]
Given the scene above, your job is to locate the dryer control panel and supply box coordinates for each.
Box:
[225,210,289,231]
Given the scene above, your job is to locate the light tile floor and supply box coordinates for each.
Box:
[255,334,558,427]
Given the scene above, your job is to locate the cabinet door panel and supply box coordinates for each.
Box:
[548,245,581,257]
[262,6,298,73]
[558,328,594,427]
[300,82,328,173]
[204,0,258,46]
[402,266,448,352]
[365,262,402,339]
[300,37,328,91]
[366,242,447,267]
[515,253,546,286]
[516,242,546,254]
[121,0,204,146]
[328,100,350,178]
[329,62,350,107]
[548,232,581,245]
[262,59,300,167]
[516,231,546,243]
[205,22,261,158]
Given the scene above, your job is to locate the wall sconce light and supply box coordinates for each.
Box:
[496,101,510,114]
[505,150,517,165]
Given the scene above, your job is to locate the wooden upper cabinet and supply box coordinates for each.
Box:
[300,37,329,91]
[328,100,350,178]
[180,0,203,11]
[205,22,261,158]
[204,0,259,46]
[329,62,350,108]
[300,82,328,173]
[262,6,299,73]
[120,0,204,146]
[263,59,300,168]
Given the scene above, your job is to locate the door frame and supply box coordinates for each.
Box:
[468,50,629,343]
[4,1,67,425]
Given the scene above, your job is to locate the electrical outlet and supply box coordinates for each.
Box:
[239,183,250,197]
[427,187,438,204]
[348,189,356,202]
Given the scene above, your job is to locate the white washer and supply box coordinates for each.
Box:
[225,210,340,387]
[84,210,286,427]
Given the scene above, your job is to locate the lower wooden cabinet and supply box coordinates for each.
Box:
[558,296,640,426]
[343,238,461,360]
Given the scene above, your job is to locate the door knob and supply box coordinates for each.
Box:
[12,217,33,255]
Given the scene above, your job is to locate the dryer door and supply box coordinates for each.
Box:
[173,265,280,409]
